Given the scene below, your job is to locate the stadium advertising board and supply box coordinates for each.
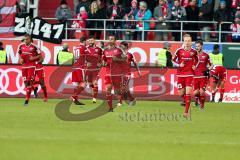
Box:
[0,65,239,103]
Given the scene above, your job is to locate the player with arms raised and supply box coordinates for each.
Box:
[18,34,42,106]
[172,34,198,118]
[193,40,212,109]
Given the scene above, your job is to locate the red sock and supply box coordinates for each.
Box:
[42,86,48,99]
[185,94,191,113]
[212,89,217,99]
[181,94,185,103]
[92,86,98,99]
[74,86,84,96]
[118,93,122,104]
[26,86,32,101]
[195,93,200,103]
[219,88,225,99]
[127,90,134,101]
[106,93,112,109]
[200,95,205,108]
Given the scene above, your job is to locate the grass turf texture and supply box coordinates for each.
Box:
[0,98,240,160]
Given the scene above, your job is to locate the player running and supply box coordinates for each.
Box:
[102,35,126,112]
[172,34,198,118]
[18,34,42,106]
[85,35,103,103]
[119,41,141,106]
[209,65,227,103]
[71,36,87,105]
[193,40,212,109]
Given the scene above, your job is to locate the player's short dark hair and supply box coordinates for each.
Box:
[214,44,219,50]
[196,39,203,45]
[88,35,95,39]
[24,34,33,42]
[120,41,129,48]
[0,42,3,46]
[79,36,86,43]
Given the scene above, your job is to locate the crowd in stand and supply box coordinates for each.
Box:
[53,0,239,42]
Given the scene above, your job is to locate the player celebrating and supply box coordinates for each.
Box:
[193,40,212,109]
[102,35,126,112]
[18,34,41,106]
[119,41,141,106]
[172,34,198,118]
[209,65,227,102]
[71,36,87,105]
[85,35,103,103]
[32,53,48,102]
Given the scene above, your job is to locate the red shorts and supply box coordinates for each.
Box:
[177,76,193,89]
[22,67,35,82]
[105,75,124,89]
[72,69,85,83]
[85,70,99,83]
[193,77,208,91]
[35,68,45,79]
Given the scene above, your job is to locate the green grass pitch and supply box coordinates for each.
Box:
[0,98,240,160]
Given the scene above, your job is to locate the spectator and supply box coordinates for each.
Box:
[55,0,72,23]
[88,0,106,39]
[158,42,173,67]
[124,0,138,40]
[230,14,240,42]
[135,1,152,40]
[185,0,199,41]
[71,7,88,39]
[214,1,231,42]
[199,0,213,42]
[57,43,73,65]
[171,0,186,41]
[154,0,171,41]
[16,0,28,16]
[76,0,91,14]
[106,0,125,39]
[0,42,7,64]
[209,44,224,66]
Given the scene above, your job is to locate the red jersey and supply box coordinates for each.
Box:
[194,52,211,77]
[210,65,227,80]
[121,52,134,74]
[85,45,103,70]
[102,46,124,75]
[73,44,87,69]
[173,47,198,77]
[18,43,40,68]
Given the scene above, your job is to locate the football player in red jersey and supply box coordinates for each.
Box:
[209,65,227,102]
[172,34,198,118]
[119,41,141,106]
[70,36,87,105]
[193,40,212,109]
[102,35,126,112]
[85,35,103,103]
[32,52,48,102]
[18,34,42,106]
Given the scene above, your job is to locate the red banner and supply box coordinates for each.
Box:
[0,0,17,38]
[0,65,240,102]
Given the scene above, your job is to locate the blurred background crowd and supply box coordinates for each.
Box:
[16,0,240,42]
